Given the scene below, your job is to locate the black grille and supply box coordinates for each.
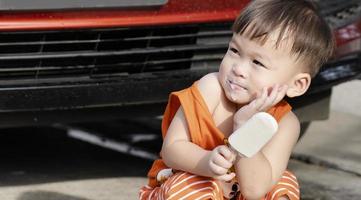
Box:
[0,0,357,84]
[0,23,232,82]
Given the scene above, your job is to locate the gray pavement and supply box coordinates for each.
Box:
[0,178,146,200]
[290,80,361,199]
[291,111,361,199]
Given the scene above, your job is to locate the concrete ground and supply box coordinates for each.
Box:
[291,80,361,200]
[0,80,360,200]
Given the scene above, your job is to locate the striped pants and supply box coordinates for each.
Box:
[139,170,300,200]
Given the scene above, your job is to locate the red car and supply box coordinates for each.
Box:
[0,0,360,135]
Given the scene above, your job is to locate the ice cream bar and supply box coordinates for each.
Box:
[228,112,278,157]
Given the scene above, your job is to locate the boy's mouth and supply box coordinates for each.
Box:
[228,79,247,91]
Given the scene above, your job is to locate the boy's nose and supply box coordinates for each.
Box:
[232,63,247,78]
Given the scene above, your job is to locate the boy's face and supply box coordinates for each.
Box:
[219,32,305,104]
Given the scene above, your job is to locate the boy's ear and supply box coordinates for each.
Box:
[286,73,311,98]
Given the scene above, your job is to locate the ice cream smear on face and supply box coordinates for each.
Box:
[231,93,238,101]
[228,80,246,101]
[228,112,278,157]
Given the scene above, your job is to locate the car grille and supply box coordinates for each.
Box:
[0,23,232,84]
[0,1,359,85]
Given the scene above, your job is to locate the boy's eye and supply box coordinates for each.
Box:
[253,59,266,68]
[229,47,239,54]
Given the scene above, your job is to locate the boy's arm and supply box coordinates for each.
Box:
[161,106,235,181]
[161,73,236,181]
[231,85,299,199]
[234,111,300,199]
[160,106,211,177]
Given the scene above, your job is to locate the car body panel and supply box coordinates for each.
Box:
[0,0,248,30]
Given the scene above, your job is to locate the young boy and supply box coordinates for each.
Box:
[140,0,334,199]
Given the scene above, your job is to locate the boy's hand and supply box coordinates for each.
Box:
[208,145,236,182]
[233,84,288,130]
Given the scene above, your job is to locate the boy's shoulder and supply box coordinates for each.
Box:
[197,72,223,115]
[279,110,301,133]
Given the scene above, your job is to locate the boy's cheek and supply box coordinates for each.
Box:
[250,92,258,101]
[251,84,264,97]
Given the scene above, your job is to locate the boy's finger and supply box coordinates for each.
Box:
[273,85,288,105]
[267,84,282,106]
[278,84,288,92]
[229,152,236,164]
[209,160,228,175]
[218,146,235,161]
[216,173,236,182]
[269,84,280,101]
[260,85,279,110]
[212,153,233,169]
[253,87,267,110]
[260,84,287,111]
